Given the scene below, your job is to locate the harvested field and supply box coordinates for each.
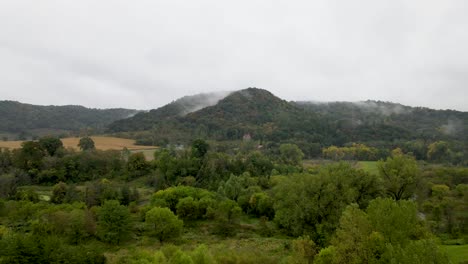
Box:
[0,136,157,151]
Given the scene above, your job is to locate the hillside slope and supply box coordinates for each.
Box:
[107,88,468,152]
[0,101,139,139]
[107,91,229,132]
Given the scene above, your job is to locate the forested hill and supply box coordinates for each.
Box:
[294,100,468,143]
[107,91,228,132]
[108,88,324,142]
[108,88,468,153]
[0,100,139,139]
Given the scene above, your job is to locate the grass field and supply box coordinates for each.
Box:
[441,244,468,263]
[0,136,157,151]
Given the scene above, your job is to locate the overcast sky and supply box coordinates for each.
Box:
[0,1,467,111]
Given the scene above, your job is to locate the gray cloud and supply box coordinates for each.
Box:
[0,0,467,111]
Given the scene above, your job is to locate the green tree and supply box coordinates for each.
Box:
[126,152,149,179]
[38,136,63,156]
[145,207,183,242]
[244,151,273,177]
[279,143,304,166]
[176,197,199,220]
[273,163,381,245]
[191,139,209,159]
[223,175,242,201]
[317,198,449,264]
[0,174,17,199]
[78,137,95,151]
[0,148,12,174]
[378,149,420,200]
[13,141,45,177]
[120,185,131,206]
[427,141,450,163]
[97,200,131,244]
[51,182,67,204]
[214,199,242,237]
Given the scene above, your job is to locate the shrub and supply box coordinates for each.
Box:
[145,207,183,242]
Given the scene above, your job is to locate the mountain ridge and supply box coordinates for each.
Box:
[106,88,468,155]
[0,100,139,139]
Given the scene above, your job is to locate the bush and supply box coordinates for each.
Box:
[97,200,131,245]
[145,207,183,242]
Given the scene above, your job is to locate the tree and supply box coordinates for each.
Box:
[279,143,304,166]
[427,141,450,163]
[272,163,381,245]
[97,200,131,244]
[120,185,131,206]
[214,199,242,237]
[0,149,12,174]
[0,173,17,199]
[38,136,63,156]
[13,141,45,176]
[315,198,449,264]
[244,151,273,177]
[191,139,209,159]
[223,175,242,201]
[176,197,199,220]
[378,149,420,200]
[78,137,95,151]
[145,207,183,242]
[126,152,149,179]
[51,182,67,204]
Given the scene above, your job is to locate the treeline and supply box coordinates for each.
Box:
[321,141,466,165]
[0,137,467,263]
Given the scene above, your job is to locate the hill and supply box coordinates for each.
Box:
[295,100,468,144]
[107,88,468,160]
[107,91,229,132]
[108,88,324,144]
[0,101,139,139]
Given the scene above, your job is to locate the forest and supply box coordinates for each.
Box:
[108,89,468,165]
[0,135,466,263]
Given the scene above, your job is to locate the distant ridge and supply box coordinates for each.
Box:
[0,100,139,139]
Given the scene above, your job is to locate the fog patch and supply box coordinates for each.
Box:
[175,91,231,116]
[354,101,411,116]
[440,119,463,136]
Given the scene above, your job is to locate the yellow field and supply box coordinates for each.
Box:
[0,136,157,151]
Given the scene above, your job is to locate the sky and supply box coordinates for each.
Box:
[0,0,467,111]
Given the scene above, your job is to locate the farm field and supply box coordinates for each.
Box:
[0,136,157,151]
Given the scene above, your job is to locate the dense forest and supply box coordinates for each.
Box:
[0,135,467,263]
[109,88,468,164]
[0,101,139,139]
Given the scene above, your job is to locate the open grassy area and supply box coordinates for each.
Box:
[0,136,157,151]
[441,244,468,264]
[358,161,379,175]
